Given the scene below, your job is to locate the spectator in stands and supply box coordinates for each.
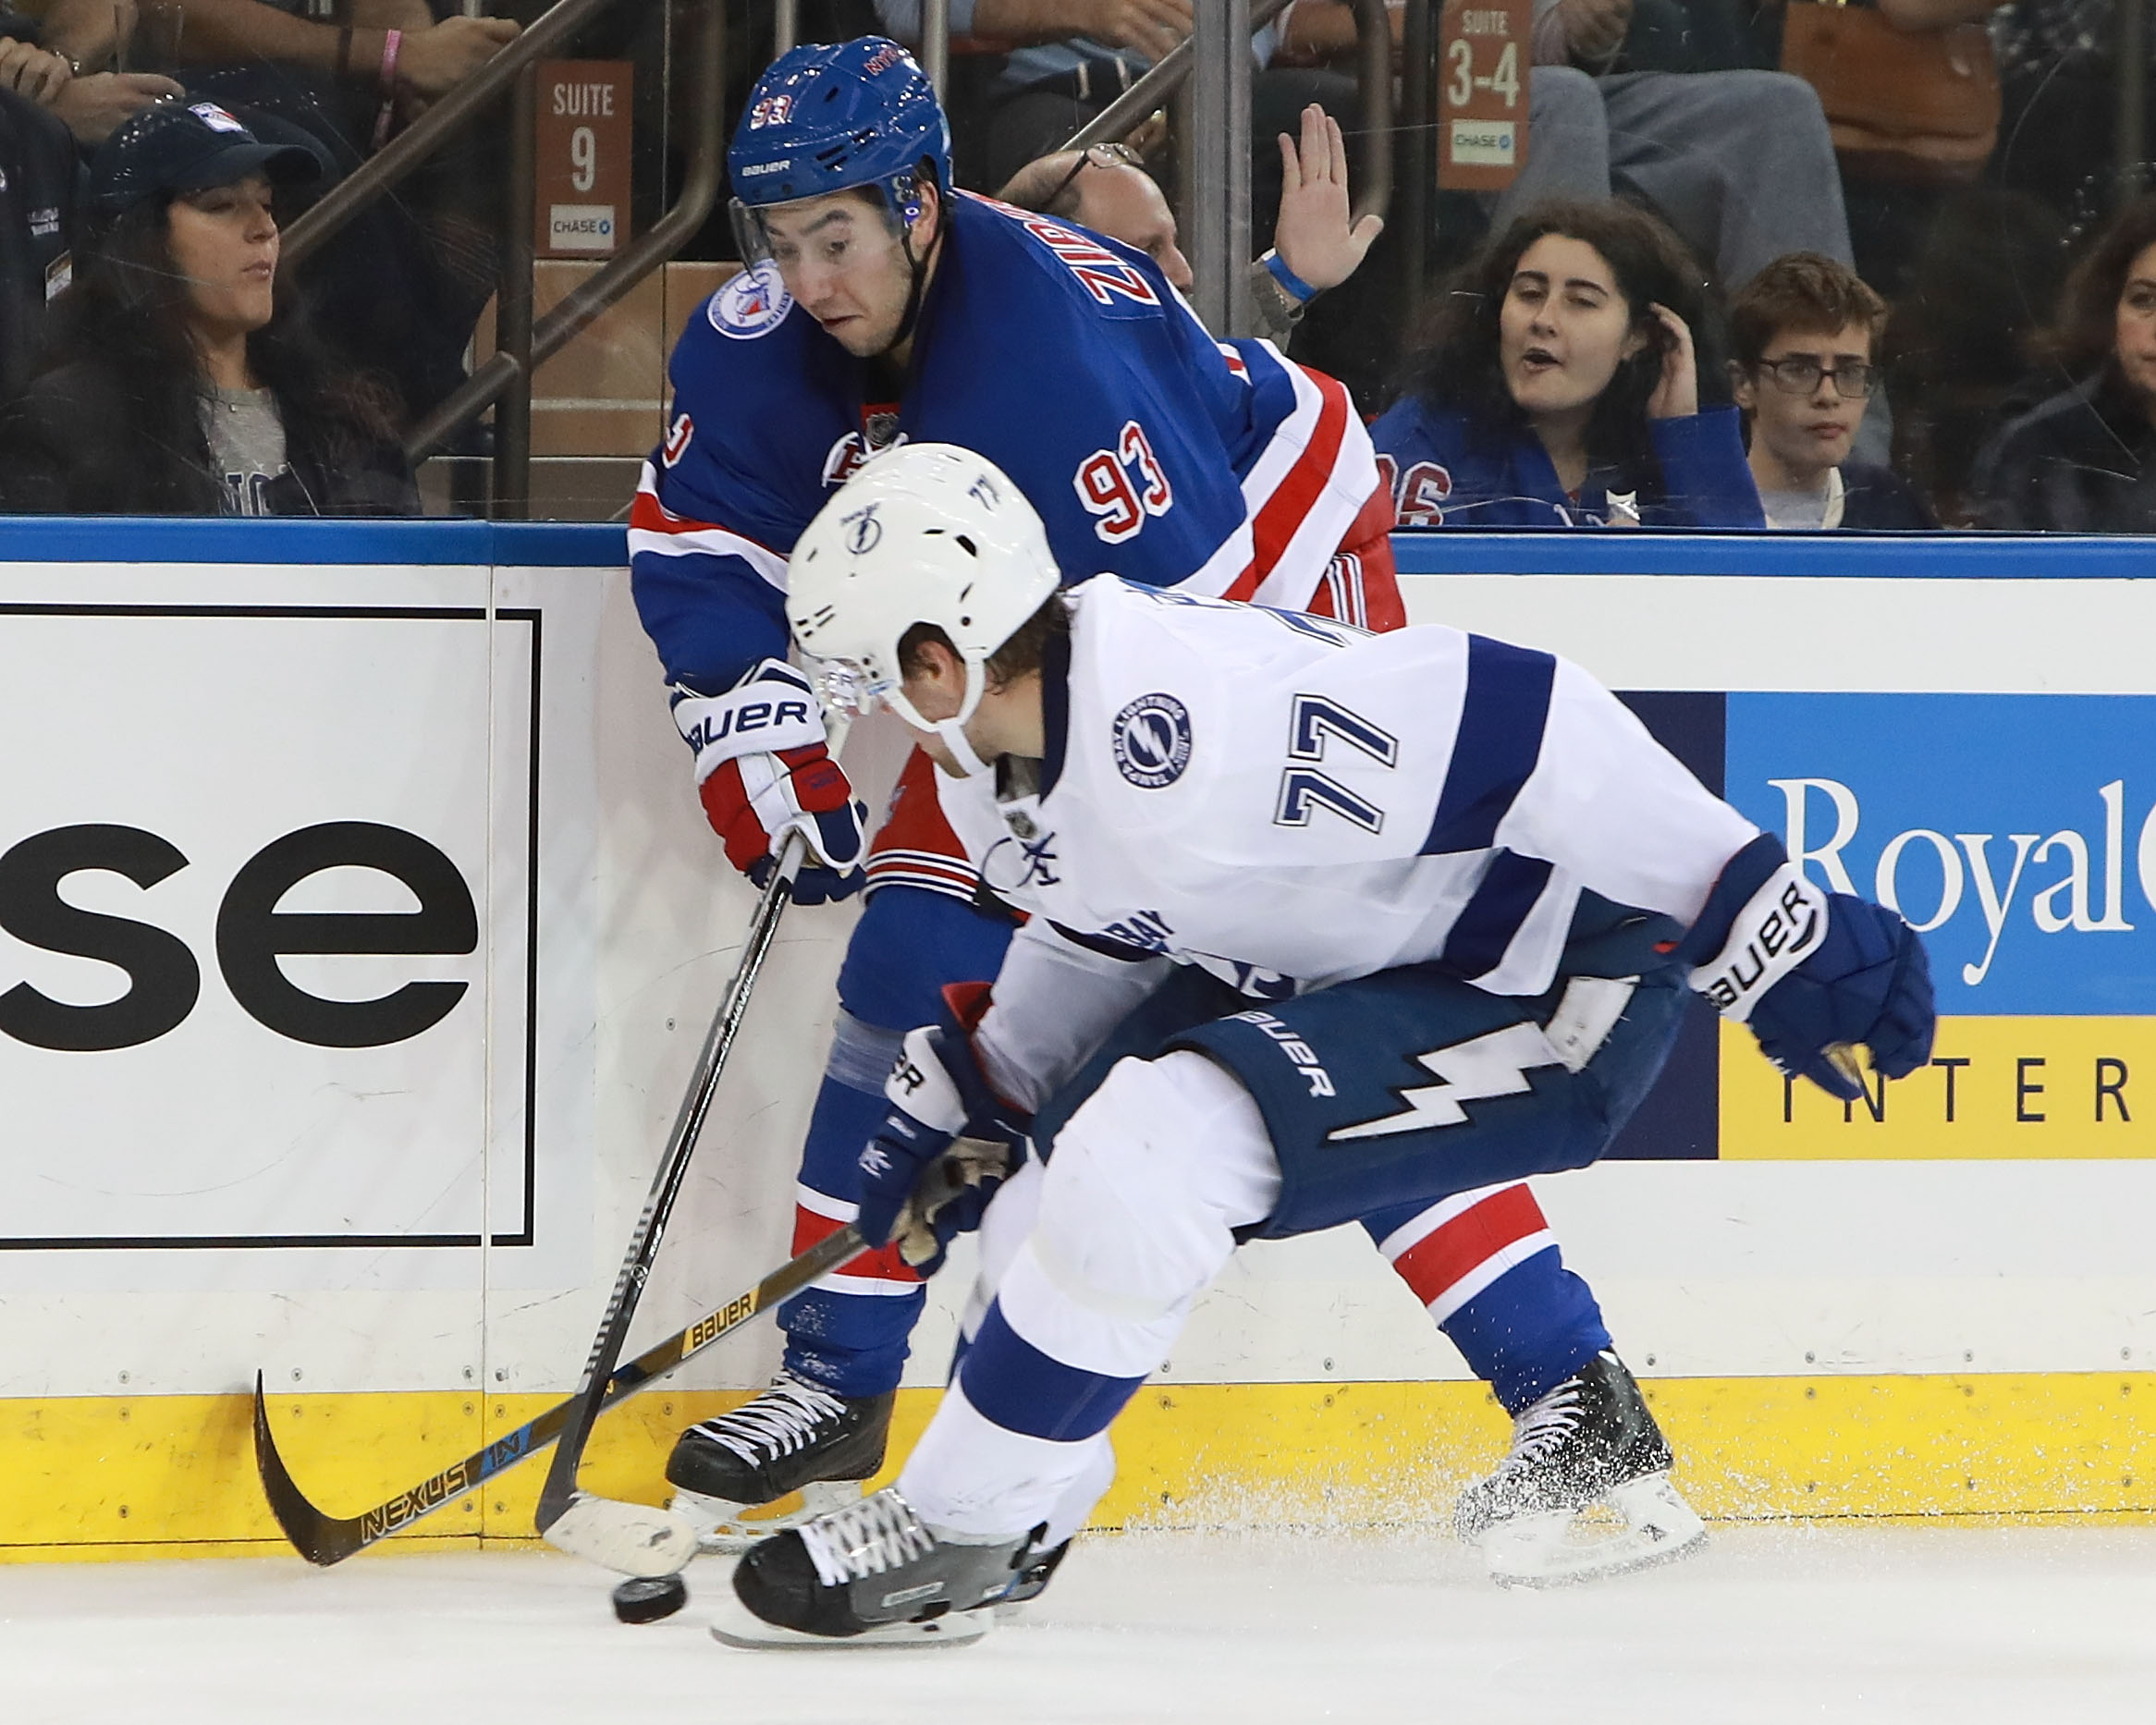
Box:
[140,0,521,428]
[1729,253,1935,530]
[871,0,1301,191]
[2,5,184,394]
[0,100,417,514]
[1971,195,2156,533]
[151,0,521,136]
[4,0,184,142]
[1,82,78,396]
[998,102,1382,341]
[1370,198,1762,527]
[1282,0,1853,293]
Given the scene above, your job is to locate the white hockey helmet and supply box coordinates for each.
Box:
[789,442,1061,772]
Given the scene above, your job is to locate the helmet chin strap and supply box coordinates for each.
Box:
[887,660,992,778]
[887,176,945,353]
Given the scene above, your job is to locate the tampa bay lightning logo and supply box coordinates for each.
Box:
[1112,692,1193,789]
[709,262,792,339]
[843,503,882,554]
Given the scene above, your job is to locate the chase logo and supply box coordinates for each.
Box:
[708,263,791,339]
[1112,692,1192,789]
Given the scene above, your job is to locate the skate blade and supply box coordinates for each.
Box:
[708,1597,993,1651]
[543,1491,702,1577]
[676,1479,870,1558]
[1483,1472,1708,1589]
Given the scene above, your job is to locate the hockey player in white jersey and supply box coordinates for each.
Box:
[718,444,1934,1646]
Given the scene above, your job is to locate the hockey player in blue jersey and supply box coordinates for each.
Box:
[630,36,1710,1570]
[710,443,1936,1646]
[635,37,1731,1590]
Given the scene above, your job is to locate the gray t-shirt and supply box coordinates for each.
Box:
[1757,468,1845,532]
[203,385,289,516]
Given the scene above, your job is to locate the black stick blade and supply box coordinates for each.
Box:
[252,1370,363,1566]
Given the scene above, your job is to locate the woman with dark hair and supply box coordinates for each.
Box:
[1970,195,2156,533]
[0,98,416,515]
[1370,199,1763,529]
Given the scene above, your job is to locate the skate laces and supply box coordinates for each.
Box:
[797,1488,937,1588]
[1499,1377,1587,1472]
[695,1373,850,1466]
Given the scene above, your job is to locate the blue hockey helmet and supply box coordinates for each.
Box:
[729,38,952,226]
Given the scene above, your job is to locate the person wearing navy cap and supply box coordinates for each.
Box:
[0,98,415,516]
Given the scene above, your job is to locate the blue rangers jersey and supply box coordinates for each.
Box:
[944,578,1761,1113]
[629,189,1393,709]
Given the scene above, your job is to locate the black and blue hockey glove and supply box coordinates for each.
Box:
[1680,833,1936,1102]
[857,989,1029,1275]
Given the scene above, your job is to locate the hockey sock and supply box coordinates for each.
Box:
[781,887,1016,1398]
[1363,1183,1611,1414]
[778,1012,924,1398]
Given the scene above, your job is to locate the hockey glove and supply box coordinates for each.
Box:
[857,989,1030,1276]
[1679,833,1936,1102]
[673,659,867,905]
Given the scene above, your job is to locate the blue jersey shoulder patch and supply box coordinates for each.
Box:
[707,264,793,339]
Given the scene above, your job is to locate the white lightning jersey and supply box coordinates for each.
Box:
[949,576,1758,1111]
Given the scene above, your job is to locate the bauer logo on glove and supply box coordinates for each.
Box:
[670,658,868,904]
[855,998,1033,1275]
[1679,833,1936,1102]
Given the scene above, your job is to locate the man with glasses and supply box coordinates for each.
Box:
[1727,252,1935,531]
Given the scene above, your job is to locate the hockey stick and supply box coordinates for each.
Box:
[533,827,812,1544]
[252,1217,869,1565]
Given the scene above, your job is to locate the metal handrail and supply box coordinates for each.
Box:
[1064,0,1392,236]
[403,0,725,464]
[286,0,628,272]
[922,0,950,93]
[1399,0,1435,329]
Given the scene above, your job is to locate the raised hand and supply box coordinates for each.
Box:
[1272,104,1383,297]
[1644,301,1698,421]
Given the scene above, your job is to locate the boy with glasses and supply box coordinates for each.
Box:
[1728,252,1935,530]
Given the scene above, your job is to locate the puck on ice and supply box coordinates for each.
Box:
[612,1573,689,1623]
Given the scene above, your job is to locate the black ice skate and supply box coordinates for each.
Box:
[712,1486,1043,1649]
[1454,1350,1707,1587]
[665,1371,895,1556]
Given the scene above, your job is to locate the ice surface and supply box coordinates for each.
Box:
[6,1524,2154,1724]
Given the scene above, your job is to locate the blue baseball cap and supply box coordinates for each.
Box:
[88,100,325,216]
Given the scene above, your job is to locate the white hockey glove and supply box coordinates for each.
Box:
[671,659,867,904]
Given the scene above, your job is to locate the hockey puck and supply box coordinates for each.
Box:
[612,1572,690,1624]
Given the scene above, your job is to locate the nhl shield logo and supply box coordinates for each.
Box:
[1112,692,1193,789]
[708,262,792,339]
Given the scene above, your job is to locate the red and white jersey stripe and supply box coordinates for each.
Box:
[628,460,790,590]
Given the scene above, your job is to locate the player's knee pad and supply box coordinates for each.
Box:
[1027,1051,1281,1324]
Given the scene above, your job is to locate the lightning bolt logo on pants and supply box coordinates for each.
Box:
[1326,1022,1566,1142]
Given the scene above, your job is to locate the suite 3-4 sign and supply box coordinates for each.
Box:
[1438,0,1530,190]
